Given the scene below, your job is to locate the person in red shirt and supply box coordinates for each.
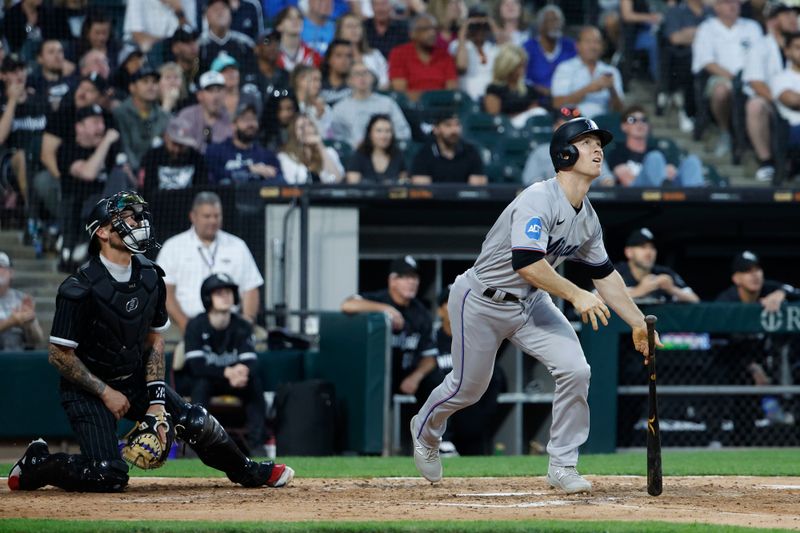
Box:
[389,14,458,102]
[274,6,322,73]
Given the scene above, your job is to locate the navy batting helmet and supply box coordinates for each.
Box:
[549,117,613,170]
[200,273,240,311]
[86,191,158,255]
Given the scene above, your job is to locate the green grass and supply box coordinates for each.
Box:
[4,450,798,478]
[0,520,795,533]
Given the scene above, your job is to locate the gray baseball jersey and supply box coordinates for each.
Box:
[473,177,610,297]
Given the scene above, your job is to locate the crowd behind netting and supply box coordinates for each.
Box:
[1,0,800,265]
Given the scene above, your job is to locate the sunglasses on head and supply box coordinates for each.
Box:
[625,115,648,124]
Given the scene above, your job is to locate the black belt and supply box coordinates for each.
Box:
[483,288,519,302]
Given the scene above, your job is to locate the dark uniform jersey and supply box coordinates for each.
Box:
[614,261,690,303]
[715,280,800,302]
[361,289,438,390]
[183,313,257,378]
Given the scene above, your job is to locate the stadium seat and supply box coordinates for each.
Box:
[492,136,537,170]
[417,90,478,122]
[651,137,683,167]
[593,112,623,143]
[462,112,513,147]
[396,139,424,170]
[324,139,353,163]
[702,162,728,187]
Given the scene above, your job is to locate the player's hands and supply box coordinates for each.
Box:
[399,373,421,394]
[385,306,405,331]
[100,385,130,420]
[760,290,786,313]
[146,404,168,448]
[6,80,26,103]
[632,325,663,365]
[571,289,610,331]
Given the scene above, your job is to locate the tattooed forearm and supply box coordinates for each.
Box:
[48,344,106,396]
[144,335,165,382]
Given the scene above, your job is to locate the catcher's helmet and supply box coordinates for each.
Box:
[201,273,240,311]
[86,191,158,254]
[549,117,613,170]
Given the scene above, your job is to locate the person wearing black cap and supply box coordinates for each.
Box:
[206,102,284,185]
[113,67,169,172]
[254,29,291,103]
[341,255,440,403]
[110,43,145,98]
[614,228,699,304]
[179,273,268,456]
[228,0,265,42]
[170,25,201,95]
[716,251,800,310]
[410,112,486,185]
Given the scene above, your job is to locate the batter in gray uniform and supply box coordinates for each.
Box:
[410,118,661,493]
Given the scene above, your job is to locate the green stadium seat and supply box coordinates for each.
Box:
[702,163,728,187]
[492,136,537,170]
[524,114,553,136]
[418,90,478,118]
[383,91,415,113]
[651,137,683,166]
[485,162,523,184]
[397,139,424,169]
[593,112,624,143]
[324,139,354,163]
[462,112,513,147]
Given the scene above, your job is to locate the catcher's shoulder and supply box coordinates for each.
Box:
[57,273,91,300]
[134,254,166,277]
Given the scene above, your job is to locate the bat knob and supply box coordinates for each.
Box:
[645,315,657,325]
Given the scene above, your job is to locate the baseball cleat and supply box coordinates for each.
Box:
[546,465,592,494]
[410,415,442,483]
[8,438,49,491]
[266,464,294,488]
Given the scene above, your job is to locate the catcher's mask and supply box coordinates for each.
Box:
[86,191,159,255]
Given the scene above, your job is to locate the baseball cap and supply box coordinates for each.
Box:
[165,116,198,149]
[390,255,419,277]
[129,66,160,83]
[234,101,258,119]
[766,2,798,17]
[257,28,281,45]
[79,71,108,92]
[731,250,761,273]
[0,251,12,268]
[626,227,655,247]
[0,54,26,73]
[75,104,104,122]
[117,43,143,67]
[210,53,239,72]
[199,70,225,89]
[172,24,200,43]
[433,108,460,125]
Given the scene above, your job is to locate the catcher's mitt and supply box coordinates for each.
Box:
[121,411,175,469]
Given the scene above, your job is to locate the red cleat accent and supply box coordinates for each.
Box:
[266,464,294,487]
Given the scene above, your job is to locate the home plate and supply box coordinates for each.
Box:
[455,492,546,497]
[762,484,800,490]
[432,500,576,509]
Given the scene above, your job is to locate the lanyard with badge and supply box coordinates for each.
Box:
[197,241,218,274]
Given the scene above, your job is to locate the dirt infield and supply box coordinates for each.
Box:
[2,476,800,529]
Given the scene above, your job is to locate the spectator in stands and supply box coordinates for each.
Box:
[199,0,256,77]
[56,104,124,272]
[744,4,798,182]
[365,0,410,60]
[619,0,662,84]
[228,0,264,41]
[521,106,614,185]
[692,0,763,158]
[139,115,207,197]
[551,26,624,118]
[484,44,546,127]
[389,14,459,103]
[450,6,499,102]
[292,64,332,137]
[335,13,390,90]
[341,256,440,402]
[181,273,267,456]
[278,114,344,184]
[303,0,336,55]
[274,6,323,72]
[741,0,769,29]
[320,39,354,106]
[0,251,44,350]
[493,0,529,47]
[157,191,264,333]
[615,228,700,304]
[2,0,70,56]
[28,39,75,112]
[210,52,261,120]
[346,114,407,184]
[110,43,145,99]
[411,112,486,185]
[79,49,111,81]
[112,67,169,173]
[262,90,299,151]
[716,250,800,310]
[206,102,284,185]
[524,5,576,104]
[123,0,197,53]
[772,31,800,156]
[175,71,233,154]
[329,62,411,148]
[254,29,291,102]
[607,105,704,187]
[662,0,712,133]
[170,25,201,96]
[76,10,118,71]
[429,0,467,49]
[158,62,187,113]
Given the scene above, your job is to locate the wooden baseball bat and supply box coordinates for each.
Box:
[645,314,662,496]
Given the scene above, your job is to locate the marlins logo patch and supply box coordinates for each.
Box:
[525,217,542,240]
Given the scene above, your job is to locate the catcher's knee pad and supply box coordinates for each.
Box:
[174,404,227,447]
[46,455,129,492]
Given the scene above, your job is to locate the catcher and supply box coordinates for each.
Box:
[7,191,293,492]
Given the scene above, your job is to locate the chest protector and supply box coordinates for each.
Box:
[75,255,161,380]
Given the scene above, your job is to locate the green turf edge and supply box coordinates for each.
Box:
[5,450,799,478]
[0,520,795,533]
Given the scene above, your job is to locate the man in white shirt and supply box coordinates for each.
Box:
[743,3,798,182]
[771,32,800,151]
[156,191,263,333]
[692,0,763,157]
[551,26,624,119]
[123,0,197,53]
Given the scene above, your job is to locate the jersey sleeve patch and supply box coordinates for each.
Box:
[525,217,543,240]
